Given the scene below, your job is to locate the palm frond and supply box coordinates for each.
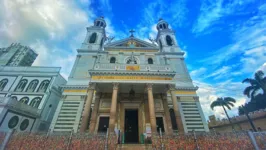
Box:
[251,86,260,100]
[224,97,236,103]
[224,103,232,110]
[227,102,235,107]
[242,78,258,86]
[210,101,221,110]
[243,86,255,97]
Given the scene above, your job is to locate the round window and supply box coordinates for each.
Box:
[20,119,29,131]
[8,116,19,129]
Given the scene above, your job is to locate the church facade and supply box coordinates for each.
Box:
[50,17,209,143]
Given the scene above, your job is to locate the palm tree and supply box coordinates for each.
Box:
[210,97,236,129]
[242,70,266,99]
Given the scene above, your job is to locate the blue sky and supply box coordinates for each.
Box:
[0,0,265,120]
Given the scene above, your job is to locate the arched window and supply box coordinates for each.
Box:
[11,96,17,101]
[163,24,166,29]
[89,33,97,43]
[30,97,41,108]
[0,78,8,91]
[148,58,153,64]
[159,40,163,50]
[37,80,50,92]
[166,35,173,46]
[169,108,178,130]
[15,79,28,92]
[96,21,100,26]
[110,57,116,63]
[20,97,29,104]
[26,80,39,92]
[159,24,163,29]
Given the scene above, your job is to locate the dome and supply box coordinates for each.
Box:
[94,17,106,28]
[156,18,169,30]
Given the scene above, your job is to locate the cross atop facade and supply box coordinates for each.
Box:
[129,29,135,37]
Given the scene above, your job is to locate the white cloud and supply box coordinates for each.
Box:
[0,0,95,79]
[195,80,248,120]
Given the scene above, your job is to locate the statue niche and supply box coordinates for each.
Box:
[89,33,97,43]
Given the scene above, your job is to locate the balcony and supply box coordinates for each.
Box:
[0,97,41,117]
[93,63,172,72]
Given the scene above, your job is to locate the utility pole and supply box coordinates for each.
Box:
[241,105,257,132]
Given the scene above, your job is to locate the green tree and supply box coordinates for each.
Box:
[210,97,236,129]
[242,70,266,100]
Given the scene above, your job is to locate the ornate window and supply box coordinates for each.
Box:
[8,116,19,129]
[37,80,50,92]
[89,33,97,43]
[166,35,173,46]
[11,96,17,101]
[15,79,28,92]
[0,78,8,91]
[20,119,29,131]
[30,97,41,108]
[26,79,39,92]
[20,97,29,104]
[110,57,116,63]
[148,58,153,64]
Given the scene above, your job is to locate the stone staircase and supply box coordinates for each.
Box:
[117,144,152,150]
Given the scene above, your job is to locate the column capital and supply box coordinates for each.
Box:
[167,84,176,91]
[113,83,119,90]
[146,83,153,91]
[88,83,96,90]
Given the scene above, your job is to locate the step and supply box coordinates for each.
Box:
[117,144,152,150]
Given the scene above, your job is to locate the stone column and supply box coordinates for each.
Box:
[146,84,157,133]
[89,93,102,133]
[80,83,96,132]
[162,94,173,135]
[109,83,119,133]
[168,85,184,133]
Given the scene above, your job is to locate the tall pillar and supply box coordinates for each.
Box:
[109,83,119,133]
[162,94,173,135]
[89,93,102,133]
[146,84,157,133]
[168,85,184,133]
[80,83,96,132]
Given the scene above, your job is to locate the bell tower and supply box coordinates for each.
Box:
[156,19,181,53]
[81,17,106,51]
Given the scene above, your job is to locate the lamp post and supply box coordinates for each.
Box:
[241,104,257,132]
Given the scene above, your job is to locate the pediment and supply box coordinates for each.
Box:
[105,37,158,49]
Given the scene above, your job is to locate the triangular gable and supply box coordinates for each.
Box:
[105,37,158,49]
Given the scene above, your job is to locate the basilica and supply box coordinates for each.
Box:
[50,17,209,143]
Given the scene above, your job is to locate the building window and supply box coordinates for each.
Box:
[0,78,8,91]
[159,40,163,50]
[20,119,29,131]
[169,108,178,130]
[26,79,39,92]
[8,116,19,129]
[166,35,173,46]
[11,96,17,101]
[15,79,28,92]
[89,33,97,43]
[30,97,41,108]
[20,97,29,104]
[110,57,116,63]
[37,80,50,92]
[148,58,153,64]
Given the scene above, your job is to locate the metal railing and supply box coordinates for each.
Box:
[93,63,172,72]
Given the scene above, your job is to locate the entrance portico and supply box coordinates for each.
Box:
[83,81,183,143]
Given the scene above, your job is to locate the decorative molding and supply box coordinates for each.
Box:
[193,96,199,102]
[61,85,89,89]
[146,83,153,91]
[88,70,176,77]
[113,83,119,90]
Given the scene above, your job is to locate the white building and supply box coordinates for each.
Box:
[50,17,209,143]
[0,66,66,132]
